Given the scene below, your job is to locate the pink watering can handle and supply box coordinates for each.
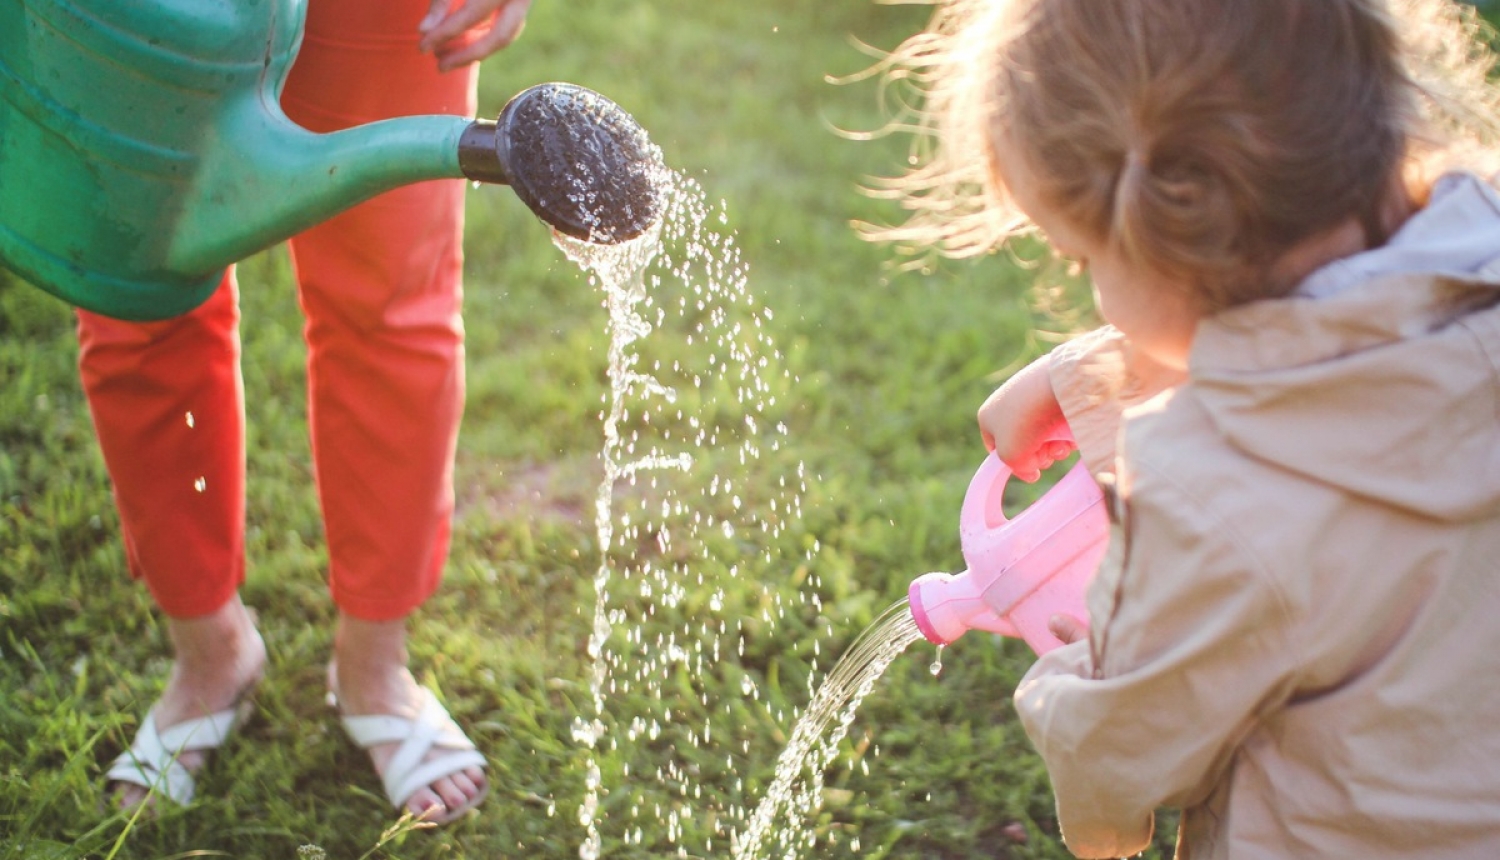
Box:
[959,428,1080,539]
[959,450,1015,539]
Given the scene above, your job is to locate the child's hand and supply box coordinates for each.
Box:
[978,354,1075,482]
[1048,613,1089,645]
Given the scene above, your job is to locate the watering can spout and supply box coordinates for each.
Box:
[167,108,476,280]
[0,0,662,321]
[173,81,661,289]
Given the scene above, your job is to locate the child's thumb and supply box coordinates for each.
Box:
[1048,613,1089,645]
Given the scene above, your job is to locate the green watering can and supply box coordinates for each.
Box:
[0,0,664,321]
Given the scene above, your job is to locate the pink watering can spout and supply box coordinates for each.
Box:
[908,452,1109,655]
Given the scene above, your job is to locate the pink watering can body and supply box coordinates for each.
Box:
[908,453,1109,655]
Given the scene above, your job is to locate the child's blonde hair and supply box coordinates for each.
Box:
[872,0,1500,309]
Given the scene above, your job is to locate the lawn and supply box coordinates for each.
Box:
[6,1,1175,859]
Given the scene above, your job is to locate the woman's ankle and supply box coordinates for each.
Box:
[329,612,418,714]
[157,596,265,721]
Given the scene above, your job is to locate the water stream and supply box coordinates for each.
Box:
[557,167,823,858]
[554,166,928,860]
[557,220,669,860]
[729,600,924,860]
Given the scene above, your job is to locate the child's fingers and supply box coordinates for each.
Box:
[1011,457,1043,482]
[1046,439,1075,460]
[1017,439,1076,480]
[1048,613,1089,645]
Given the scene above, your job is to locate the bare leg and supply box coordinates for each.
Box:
[330,613,486,820]
[112,595,266,810]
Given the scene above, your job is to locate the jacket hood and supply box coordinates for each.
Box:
[1188,173,1500,521]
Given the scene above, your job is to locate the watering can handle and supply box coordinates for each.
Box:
[961,431,1079,537]
[959,452,1013,538]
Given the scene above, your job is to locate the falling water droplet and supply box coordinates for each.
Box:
[930,644,945,677]
[193,477,206,493]
[185,411,195,428]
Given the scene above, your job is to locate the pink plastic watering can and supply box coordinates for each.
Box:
[908,453,1109,655]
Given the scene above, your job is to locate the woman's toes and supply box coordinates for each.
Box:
[454,770,486,800]
[407,787,446,821]
[112,783,149,812]
[433,775,471,811]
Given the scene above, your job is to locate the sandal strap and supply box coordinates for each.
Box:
[386,749,487,811]
[156,707,245,753]
[338,688,486,810]
[105,705,247,805]
[105,756,196,806]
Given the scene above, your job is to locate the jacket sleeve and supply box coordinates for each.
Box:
[1012,457,1297,859]
[1048,327,1188,481]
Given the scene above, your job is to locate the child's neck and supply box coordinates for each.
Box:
[1269,179,1417,289]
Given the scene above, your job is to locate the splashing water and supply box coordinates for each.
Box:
[729,601,924,860]
[554,166,816,859]
[557,216,667,860]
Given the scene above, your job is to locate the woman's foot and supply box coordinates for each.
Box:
[330,614,487,822]
[110,596,266,811]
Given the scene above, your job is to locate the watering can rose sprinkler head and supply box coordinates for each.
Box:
[907,452,1110,657]
[458,83,665,245]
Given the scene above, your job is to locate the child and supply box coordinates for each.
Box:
[881,0,1500,857]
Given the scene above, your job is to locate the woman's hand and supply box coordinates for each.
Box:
[978,354,1075,482]
[419,0,535,72]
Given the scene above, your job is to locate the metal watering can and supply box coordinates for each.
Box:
[908,453,1109,656]
[0,0,663,321]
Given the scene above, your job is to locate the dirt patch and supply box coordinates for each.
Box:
[457,456,600,525]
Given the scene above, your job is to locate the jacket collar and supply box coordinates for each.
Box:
[1174,172,1500,521]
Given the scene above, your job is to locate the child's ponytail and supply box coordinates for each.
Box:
[1012,0,1416,309]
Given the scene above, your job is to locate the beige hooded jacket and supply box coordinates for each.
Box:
[1015,173,1500,859]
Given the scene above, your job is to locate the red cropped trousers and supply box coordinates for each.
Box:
[76,1,479,621]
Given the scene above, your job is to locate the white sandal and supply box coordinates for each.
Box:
[105,700,252,806]
[333,686,489,824]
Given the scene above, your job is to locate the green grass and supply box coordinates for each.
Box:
[0,1,1148,858]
